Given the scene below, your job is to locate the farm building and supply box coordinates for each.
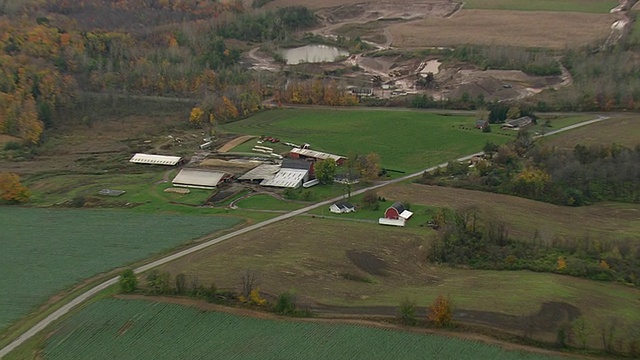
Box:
[237,164,281,183]
[129,153,182,166]
[172,169,230,189]
[379,202,413,227]
[329,201,355,214]
[290,148,345,165]
[475,120,489,129]
[501,116,533,130]
[260,159,314,188]
[350,87,374,97]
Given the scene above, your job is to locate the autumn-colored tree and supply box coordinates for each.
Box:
[428,295,453,327]
[557,256,567,271]
[0,172,31,203]
[189,106,204,126]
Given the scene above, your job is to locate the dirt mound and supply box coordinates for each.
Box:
[346,250,388,276]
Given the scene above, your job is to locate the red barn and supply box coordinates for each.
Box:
[384,202,406,220]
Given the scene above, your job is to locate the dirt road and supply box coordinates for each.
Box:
[0,115,611,358]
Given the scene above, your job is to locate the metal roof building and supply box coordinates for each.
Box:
[289,148,345,163]
[260,169,308,188]
[172,169,228,189]
[129,153,182,166]
[237,164,281,182]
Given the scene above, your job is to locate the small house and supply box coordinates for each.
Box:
[329,201,355,214]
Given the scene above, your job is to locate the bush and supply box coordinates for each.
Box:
[119,269,138,294]
[428,295,453,327]
[398,298,417,325]
[275,292,297,315]
[3,141,22,151]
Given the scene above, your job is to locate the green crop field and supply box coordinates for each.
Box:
[463,0,617,13]
[0,207,239,331]
[220,109,510,173]
[41,298,562,360]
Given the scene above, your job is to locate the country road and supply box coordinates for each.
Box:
[0,115,610,358]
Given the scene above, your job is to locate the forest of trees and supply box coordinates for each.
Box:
[420,135,640,206]
[427,206,640,286]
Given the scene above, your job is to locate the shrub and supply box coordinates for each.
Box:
[275,292,297,315]
[428,295,453,327]
[398,298,417,325]
[119,269,138,294]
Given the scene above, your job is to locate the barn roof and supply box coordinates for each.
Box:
[129,153,182,166]
[172,169,227,189]
[238,164,281,181]
[333,201,354,210]
[290,148,344,161]
[389,202,406,214]
[260,169,308,188]
[282,158,313,171]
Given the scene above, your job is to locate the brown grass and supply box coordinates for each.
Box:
[389,9,614,49]
[379,183,640,241]
[541,116,640,150]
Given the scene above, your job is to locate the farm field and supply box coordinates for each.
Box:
[463,0,618,13]
[379,183,640,240]
[0,207,239,331]
[389,10,614,49]
[220,109,509,173]
[540,115,640,150]
[157,216,640,344]
[39,298,563,360]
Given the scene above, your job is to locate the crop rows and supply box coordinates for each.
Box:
[44,299,562,360]
[0,207,238,331]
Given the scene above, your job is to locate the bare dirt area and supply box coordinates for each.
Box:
[541,115,640,149]
[389,10,615,49]
[216,135,256,153]
[378,183,640,241]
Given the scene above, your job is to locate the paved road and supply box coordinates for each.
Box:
[0,115,610,358]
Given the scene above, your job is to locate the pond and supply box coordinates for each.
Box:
[279,45,349,65]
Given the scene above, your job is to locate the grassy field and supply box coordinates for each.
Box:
[39,298,562,360]
[235,194,304,211]
[221,109,509,173]
[379,183,640,240]
[0,207,239,331]
[540,116,640,150]
[463,0,618,13]
[389,10,613,49]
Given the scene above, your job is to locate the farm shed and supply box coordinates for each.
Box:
[329,201,355,214]
[475,120,489,129]
[378,218,406,227]
[237,164,281,182]
[172,169,229,189]
[501,116,533,130]
[380,202,413,227]
[129,153,182,166]
[289,148,345,165]
[260,169,308,188]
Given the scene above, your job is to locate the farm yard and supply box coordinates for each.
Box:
[220,108,509,173]
[388,10,614,49]
[0,207,239,331]
[156,216,640,344]
[40,298,564,360]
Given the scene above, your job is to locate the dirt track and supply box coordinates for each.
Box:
[216,135,255,153]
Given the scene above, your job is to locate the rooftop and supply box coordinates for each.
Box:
[129,153,182,166]
[290,148,345,162]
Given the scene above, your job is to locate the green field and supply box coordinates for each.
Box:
[221,109,509,172]
[41,298,561,360]
[235,194,304,211]
[0,207,239,331]
[463,0,617,13]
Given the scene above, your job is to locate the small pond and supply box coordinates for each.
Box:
[279,45,349,65]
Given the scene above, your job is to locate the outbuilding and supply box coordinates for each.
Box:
[379,202,413,227]
[172,169,229,189]
[129,153,182,166]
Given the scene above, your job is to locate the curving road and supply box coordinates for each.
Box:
[0,115,610,358]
